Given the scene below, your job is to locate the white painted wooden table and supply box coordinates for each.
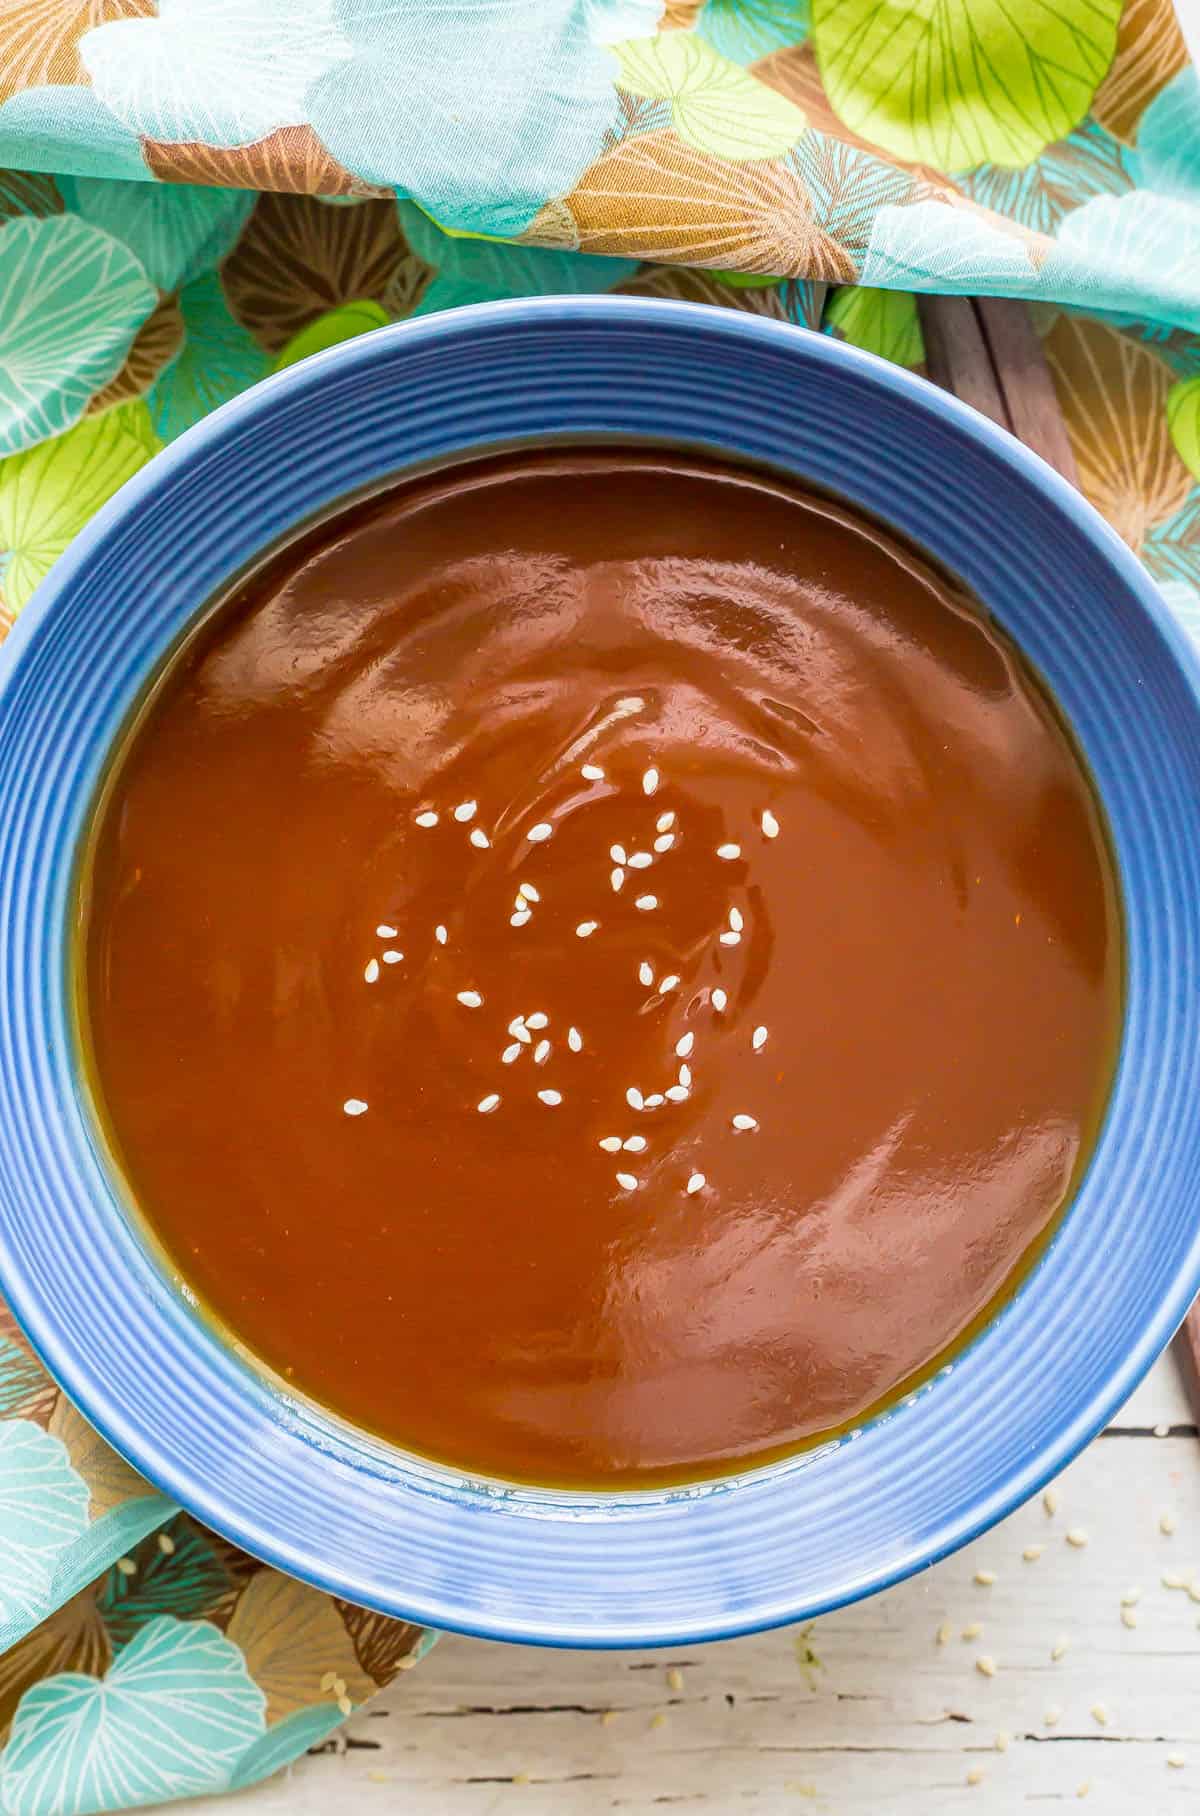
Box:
[205,1352,1200,1815]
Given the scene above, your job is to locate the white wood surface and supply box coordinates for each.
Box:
[203,1351,1200,1815]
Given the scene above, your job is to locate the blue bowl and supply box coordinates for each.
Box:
[2,297,1200,1648]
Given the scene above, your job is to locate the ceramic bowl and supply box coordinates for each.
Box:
[2,297,1200,1647]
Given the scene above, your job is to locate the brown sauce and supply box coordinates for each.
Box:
[81,450,1122,1488]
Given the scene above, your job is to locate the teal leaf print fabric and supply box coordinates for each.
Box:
[65,180,254,295]
[0,1425,89,1642]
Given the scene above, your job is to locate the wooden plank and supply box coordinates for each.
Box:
[975,297,1080,487]
[916,295,1009,432]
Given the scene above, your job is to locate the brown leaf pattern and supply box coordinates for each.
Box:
[221,194,432,352]
[48,1395,152,1518]
[0,0,151,104]
[0,1303,58,1427]
[617,259,825,329]
[142,126,388,199]
[1042,313,1194,551]
[225,1570,376,1724]
[1092,0,1189,143]
[0,168,61,222]
[334,1600,427,1685]
[87,292,184,415]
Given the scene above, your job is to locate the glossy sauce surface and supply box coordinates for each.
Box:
[83,452,1121,1487]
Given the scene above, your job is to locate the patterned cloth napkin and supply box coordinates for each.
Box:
[0,3,1196,1812]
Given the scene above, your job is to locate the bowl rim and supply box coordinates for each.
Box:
[3,293,1200,1648]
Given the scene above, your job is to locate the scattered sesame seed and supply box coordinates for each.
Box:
[711,988,728,1013]
[382,949,403,964]
[1044,1488,1059,1515]
[599,1137,622,1152]
[686,1172,706,1195]
[678,1065,692,1087]
[1154,1421,1170,1437]
[537,1089,562,1106]
[501,1043,522,1065]
[364,959,380,983]
[616,1172,638,1191]
[636,895,658,911]
[1090,1703,1109,1727]
[995,1732,1010,1753]
[568,1027,583,1052]
[716,844,741,860]
[477,1094,501,1114]
[728,907,745,932]
[456,990,483,1008]
[666,1085,689,1102]
[469,828,490,849]
[1161,1510,1178,1535]
[1045,1705,1062,1727]
[343,1099,368,1116]
[526,1012,549,1029]
[966,1768,984,1787]
[1187,1582,1200,1604]
[376,924,397,938]
[627,1087,645,1111]
[611,867,625,892]
[435,924,447,945]
[511,909,532,927]
[675,1032,695,1059]
[1051,1637,1069,1661]
[1121,1587,1141,1605]
[508,1017,531,1042]
[666,1666,684,1693]
[611,844,628,865]
[642,767,659,796]
[623,1136,647,1153]
[638,961,655,987]
[936,1621,952,1646]
[158,1532,175,1555]
[337,1694,353,1717]
[961,1622,982,1640]
[645,1093,665,1108]
[576,920,599,938]
[1121,1606,1138,1629]
[732,1114,758,1131]
[1168,1753,1186,1769]
[1066,1528,1089,1548]
[974,1569,996,1586]
[519,882,540,903]
[752,1025,768,1050]
[581,763,605,781]
[659,974,680,992]
[600,1710,617,1727]
[654,834,676,853]
[657,812,675,832]
[761,808,780,839]
[1076,1783,1090,1800]
[629,851,653,869]
[534,1039,551,1064]
[719,931,741,946]
[453,800,477,822]
[1163,1570,1187,1590]
[1023,1545,1044,1561]
[649,1713,668,1732]
[975,1656,996,1678]
[528,822,553,843]
[415,810,438,828]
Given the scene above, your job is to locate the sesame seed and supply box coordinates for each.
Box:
[1051,1637,1069,1661]
[343,1099,368,1116]
[995,1733,1010,1753]
[719,931,740,946]
[538,1089,562,1106]
[761,808,780,838]
[115,1556,137,1576]
[435,924,447,945]
[716,844,741,860]
[501,1043,522,1065]
[666,1085,689,1102]
[456,990,483,1008]
[728,906,744,932]
[678,1064,692,1086]
[635,895,658,911]
[477,1094,500,1114]
[158,1532,176,1555]
[469,827,490,849]
[1045,1705,1062,1726]
[974,1569,996,1586]
[1154,1421,1171,1437]
[732,1113,758,1131]
[1161,1510,1178,1535]
[627,1087,645,1111]
[629,851,653,870]
[581,763,605,781]
[528,822,553,843]
[686,1172,706,1195]
[657,812,676,833]
[526,1013,549,1029]
[616,1172,638,1191]
[1066,1528,1089,1548]
[453,800,477,822]
[659,974,680,992]
[623,1136,647,1152]
[666,1666,684,1693]
[961,1623,982,1640]
[576,921,599,938]
[337,1694,353,1716]
[508,1017,531,1042]
[611,867,625,891]
[638,961,655,987]
[382,949,403,964]
[645,1093,665,1108]
[376,924,397,938]
[518,882,540,903]
[511,910,531,927]
[1076,1783,1090,1800]
[642,767,659,796]
[654,833,675,853]
[364,959,380,983]
[534,1039,551,1064]
[966,1767,984,1787]
[1121,1607,1138,1629]
[611,845,628,865]
[976,1655,996,1678]
[1163,1571,1186,1589]
[1121,1587,1141,1605]
[1023,1544,1044,1561]
[1044,1488,1059,1515]
[1168,1753,1186,1768]
[711,988,728,1013]
[675,1032,695,1059]
[568,1027,583,1052]
[936,1622,951,1646]
[1090,1704,1109,1727]
[752,1025,768,1050]
[415,810,438,827]
[599,1136,622,1152]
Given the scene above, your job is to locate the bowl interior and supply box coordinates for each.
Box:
[2,297,1200,1647]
